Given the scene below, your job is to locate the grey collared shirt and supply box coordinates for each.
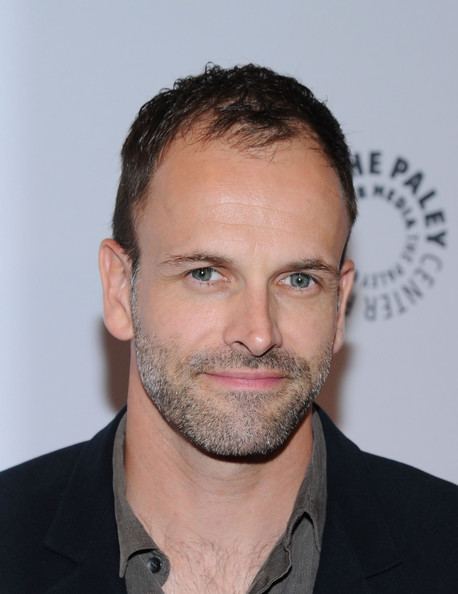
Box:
[113,410,327,593]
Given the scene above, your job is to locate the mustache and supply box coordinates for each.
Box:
[186,349,312,380]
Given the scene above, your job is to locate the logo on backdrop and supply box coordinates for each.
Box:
[348,150,447,322]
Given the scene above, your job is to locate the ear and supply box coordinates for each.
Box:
[333,259,355,354]
[99,239,134,341]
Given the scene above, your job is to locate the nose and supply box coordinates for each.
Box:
[222,286,282,357]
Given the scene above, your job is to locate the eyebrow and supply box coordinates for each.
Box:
[160,253,234,267]
[160,253,340,278]
[287,259,340,279]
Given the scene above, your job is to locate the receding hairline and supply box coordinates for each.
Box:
[130,116,349,224]
[127,123,353,276]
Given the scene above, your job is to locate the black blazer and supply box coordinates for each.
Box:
[1,408,457,593]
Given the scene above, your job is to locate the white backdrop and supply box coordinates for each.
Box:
[1,0,456,483]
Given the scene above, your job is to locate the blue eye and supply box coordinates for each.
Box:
[287,272,313,289]
[190,267,219,282]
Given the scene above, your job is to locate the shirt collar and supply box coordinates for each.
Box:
[112,414,157,577]
[283,409,327,552]
[112,406,327,576]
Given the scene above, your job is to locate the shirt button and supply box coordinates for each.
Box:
[148,554,163,574]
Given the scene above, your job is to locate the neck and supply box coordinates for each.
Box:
[124,372,314,552]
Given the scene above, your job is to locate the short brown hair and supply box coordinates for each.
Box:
[113,63,357,268]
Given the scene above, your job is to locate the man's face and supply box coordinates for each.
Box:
[130,136,353,457]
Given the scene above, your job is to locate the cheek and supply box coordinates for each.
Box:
[138,279,340,357]
[280,300,338,356]
[140,286,224,347]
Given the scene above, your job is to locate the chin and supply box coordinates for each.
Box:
[169,391,314,459]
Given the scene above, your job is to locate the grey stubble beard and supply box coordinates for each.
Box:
[130,280,333,458]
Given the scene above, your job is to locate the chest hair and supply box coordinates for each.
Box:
[162,535,279,594]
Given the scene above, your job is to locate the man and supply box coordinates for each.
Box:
[0,64,456,593]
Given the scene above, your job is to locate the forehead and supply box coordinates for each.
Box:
[136,136,349,266]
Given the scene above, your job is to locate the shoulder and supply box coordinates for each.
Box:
[362,450,458,544]
[363,451,458,591]
[363,448,457,499]
[1,441,85,489]
[0,409,124,514]
[0,413,123,591]
[319,407,458,590]
[318,406,457,518]
[0,406,123,533]
[0,442,87,545]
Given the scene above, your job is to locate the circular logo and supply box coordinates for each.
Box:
[348,150,448,322]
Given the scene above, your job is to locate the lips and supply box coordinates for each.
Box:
[202,369,287,390]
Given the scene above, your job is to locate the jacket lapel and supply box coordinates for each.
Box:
[39,405,406,593]
[314,408,405,593]
[43,410,127,594]
[313,502,372,594]
[44,554,126,594]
